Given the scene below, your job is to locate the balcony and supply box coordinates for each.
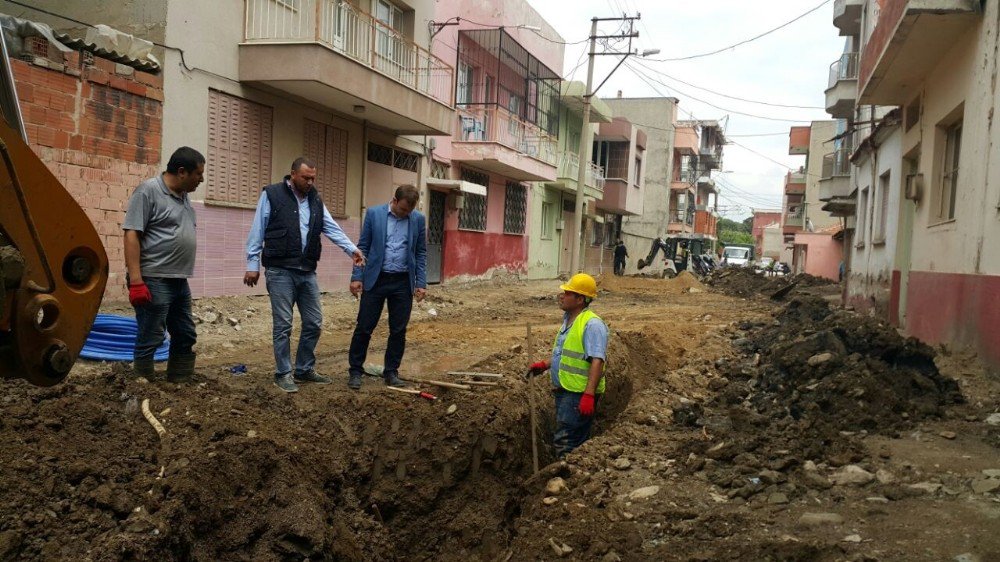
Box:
[819,148,852,201]
[668,208,694,232]
[694,210,718,237]
[783,210,805,234]
[833,0,863,36]
[697,176,717,194]
[785,169,806,195]
[553,151,605,198]
[825,52,858,119]
[788,126,811,155]
[699,145,723,169]
[239,0,454,135]
[453,106,558,181]
[859,0,981,105]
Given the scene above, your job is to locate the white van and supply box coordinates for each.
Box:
[722,245,754,267]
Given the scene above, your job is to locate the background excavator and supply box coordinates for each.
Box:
[0,31,108,386]
[636,235,714,278]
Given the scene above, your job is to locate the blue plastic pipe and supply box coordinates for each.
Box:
[80,313,170,361]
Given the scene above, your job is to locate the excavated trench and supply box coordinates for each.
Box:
[0,323,681,562]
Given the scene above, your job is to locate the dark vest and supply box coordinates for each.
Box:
[261,178,323,271]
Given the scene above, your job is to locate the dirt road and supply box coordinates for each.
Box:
[0,273,998,561]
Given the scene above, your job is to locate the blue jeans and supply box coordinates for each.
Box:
[265,267,322,377]
[348,272,413,379]
[133,277,197,362]
[553,388,600,457]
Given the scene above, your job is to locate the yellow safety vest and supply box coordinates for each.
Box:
[553,309,606,394]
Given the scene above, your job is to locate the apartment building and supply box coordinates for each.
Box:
[752,210,783,261]
[829,0,1000,367]
[528,81,611,279]
[602,97,676,277]
[429,0,563,282]
[670,120,724,250]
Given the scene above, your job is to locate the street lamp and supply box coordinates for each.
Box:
[570,17,656,273]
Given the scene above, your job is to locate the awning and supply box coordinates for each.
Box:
[426,179,487,197]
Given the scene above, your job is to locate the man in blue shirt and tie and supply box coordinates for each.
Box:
[347,185,427,390]
[244,157,365,393]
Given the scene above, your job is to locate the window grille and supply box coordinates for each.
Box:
[503,181,526,234]
[459,168,488,231]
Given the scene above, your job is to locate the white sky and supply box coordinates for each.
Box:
[526,0,844,219]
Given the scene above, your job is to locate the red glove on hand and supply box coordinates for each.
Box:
[129,283,152,307]
[578,393,595,416]
[529,361,549,375]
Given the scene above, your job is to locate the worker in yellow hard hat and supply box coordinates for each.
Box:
[528,273,609,457]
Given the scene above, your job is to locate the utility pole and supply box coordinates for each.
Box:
[569,14,643,274]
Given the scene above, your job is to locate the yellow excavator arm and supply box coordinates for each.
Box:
[0,30,108,386]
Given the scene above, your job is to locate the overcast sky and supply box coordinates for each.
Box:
[526,0,845,219]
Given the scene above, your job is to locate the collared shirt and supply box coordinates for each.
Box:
[382,204,410,273]
[550,311,609,388]
[245,182,358,272]
[122,174,197,278]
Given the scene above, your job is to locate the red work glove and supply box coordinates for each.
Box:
[578,393,595,417]
[129,283,152,307]
[528,361,549,376]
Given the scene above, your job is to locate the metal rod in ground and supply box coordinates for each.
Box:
[446,371,504,378]
[460,380,499,387]
[425,379,472,390]
[527,323,539,475]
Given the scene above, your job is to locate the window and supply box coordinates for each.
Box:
[634,157,642,186]
[303,120,349,216]
[459,168,488,231]
[541,201,553,240]
[874,171,889,243]
[503,181,527,235]
[374,0,405,78]
[367,143,418,172]
[856,187,868,247]
[937,120,962,222]
[206,90,273,207]
[591,220,604,247]
[457,62,473,105]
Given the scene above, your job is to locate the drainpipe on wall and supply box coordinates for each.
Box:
[360,120,368,218]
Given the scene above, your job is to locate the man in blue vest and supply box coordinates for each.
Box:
[347,185,427,390]
[244,157,365,393]
[528,273,609,457]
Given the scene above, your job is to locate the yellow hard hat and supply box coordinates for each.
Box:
[560,273,598,299]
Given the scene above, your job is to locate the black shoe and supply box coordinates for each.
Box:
[294,370,332,384]
[274,374,299,393]
[384,373,408,388]
[347,373,362,390]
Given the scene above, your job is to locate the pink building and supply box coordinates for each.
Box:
[793,226,844,281]
[428,0,564,280]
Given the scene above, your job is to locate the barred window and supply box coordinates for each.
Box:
[459,167,488,231]
[503,181,527,234]
[368,142,418,171]
[590,220,604,247]
[430,160,450,179]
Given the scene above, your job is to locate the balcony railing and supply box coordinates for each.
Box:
[821,148,852,179]
[455,106,558,166]
[243,0,453,106]
[828,52,859,88]
[557,151,605,192]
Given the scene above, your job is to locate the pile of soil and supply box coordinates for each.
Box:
[705,268,834,299]
[598,271,705,295]
[676,294,963,503]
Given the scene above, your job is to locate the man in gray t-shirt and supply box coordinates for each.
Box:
[122,147,205,381]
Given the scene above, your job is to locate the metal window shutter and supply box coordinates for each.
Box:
[207,90,273,206]
[303,119,348,216]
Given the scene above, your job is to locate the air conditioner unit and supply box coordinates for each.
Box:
[905,173,924,202]
[453,193,466,210]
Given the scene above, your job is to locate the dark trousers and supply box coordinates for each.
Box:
[348,272,413,378]
[614,256,626,276]
[133,277,197,361]
[553,388,600,457]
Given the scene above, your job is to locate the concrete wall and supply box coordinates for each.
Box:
[847,125,903,316]
[13,55,162,302]
[603,97,676,276]
[526,184,562,279]
[805,120,840,231]
[0,0,168,45]
[795,232,843,281]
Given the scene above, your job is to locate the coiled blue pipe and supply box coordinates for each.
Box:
[80,313,170,361]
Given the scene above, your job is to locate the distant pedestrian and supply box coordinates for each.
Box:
[528,273,609,457]
[347,185,427,390]
[244,157,365,394]
[122,147,205,382]
[613,239,628,276]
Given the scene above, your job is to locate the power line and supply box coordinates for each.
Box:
[641,0,832,62]
[626,62,815,123]
[630,58,824,110]
[727,132,791,138]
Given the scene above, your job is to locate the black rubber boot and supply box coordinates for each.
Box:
[166,353,196,383]
[133,357,155,379]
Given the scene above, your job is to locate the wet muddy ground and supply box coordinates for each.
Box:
[1,272,998,561]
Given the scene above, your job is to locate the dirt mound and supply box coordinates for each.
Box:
[705,268,835,299]
[598,271,705,295]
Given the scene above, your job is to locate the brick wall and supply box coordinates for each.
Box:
[12,53,163,301]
